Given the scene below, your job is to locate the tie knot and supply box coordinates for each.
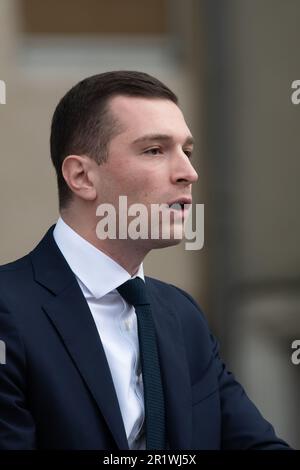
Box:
[117,277,150,307]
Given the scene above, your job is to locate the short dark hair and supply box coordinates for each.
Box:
[50,70,178,209]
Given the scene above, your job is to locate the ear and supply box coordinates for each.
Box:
[62,155,97,202]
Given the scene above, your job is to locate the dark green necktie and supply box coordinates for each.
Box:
[117,277,166,450]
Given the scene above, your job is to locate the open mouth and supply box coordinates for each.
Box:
[168,202,185,211]
[166,201,192,224]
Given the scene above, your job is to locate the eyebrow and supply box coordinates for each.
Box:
[132,133,194,147]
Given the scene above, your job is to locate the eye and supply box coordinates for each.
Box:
[184,149,193,159]
[144,147,163,156]
[144,147,161,155]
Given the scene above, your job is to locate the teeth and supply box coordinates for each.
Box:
[169,202,182,210]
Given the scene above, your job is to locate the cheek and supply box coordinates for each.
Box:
[128,175,158,200]
[117,167,152,193]
[103,159,165,201]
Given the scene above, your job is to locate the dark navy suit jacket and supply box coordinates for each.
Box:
[0,226,289,449]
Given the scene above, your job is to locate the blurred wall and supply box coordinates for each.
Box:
[200,0,300,448]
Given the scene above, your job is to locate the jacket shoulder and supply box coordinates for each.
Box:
[0,255,33,306]
[145,276,203,308]
[0,255,31,274]
[145,276,209,328]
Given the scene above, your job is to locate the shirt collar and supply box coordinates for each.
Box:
[53,217,144,299]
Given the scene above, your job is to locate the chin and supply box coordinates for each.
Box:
[149,236,184,250]
[146,221,185,248]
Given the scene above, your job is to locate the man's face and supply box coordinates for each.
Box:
[93,95,198,248]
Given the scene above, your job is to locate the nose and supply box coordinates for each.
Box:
[171,150,198,185]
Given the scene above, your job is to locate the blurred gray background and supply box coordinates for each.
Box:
[0,0,299,448]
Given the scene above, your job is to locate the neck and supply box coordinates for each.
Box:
[60,209,149,276]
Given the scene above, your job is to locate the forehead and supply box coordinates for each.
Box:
[107,95,191,141]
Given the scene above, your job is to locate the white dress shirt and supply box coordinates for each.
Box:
[53,217,145,449]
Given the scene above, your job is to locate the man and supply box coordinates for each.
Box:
[0,71,290,450]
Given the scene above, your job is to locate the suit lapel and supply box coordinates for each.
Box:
[146,279,192,450]
[30,226,128,449]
